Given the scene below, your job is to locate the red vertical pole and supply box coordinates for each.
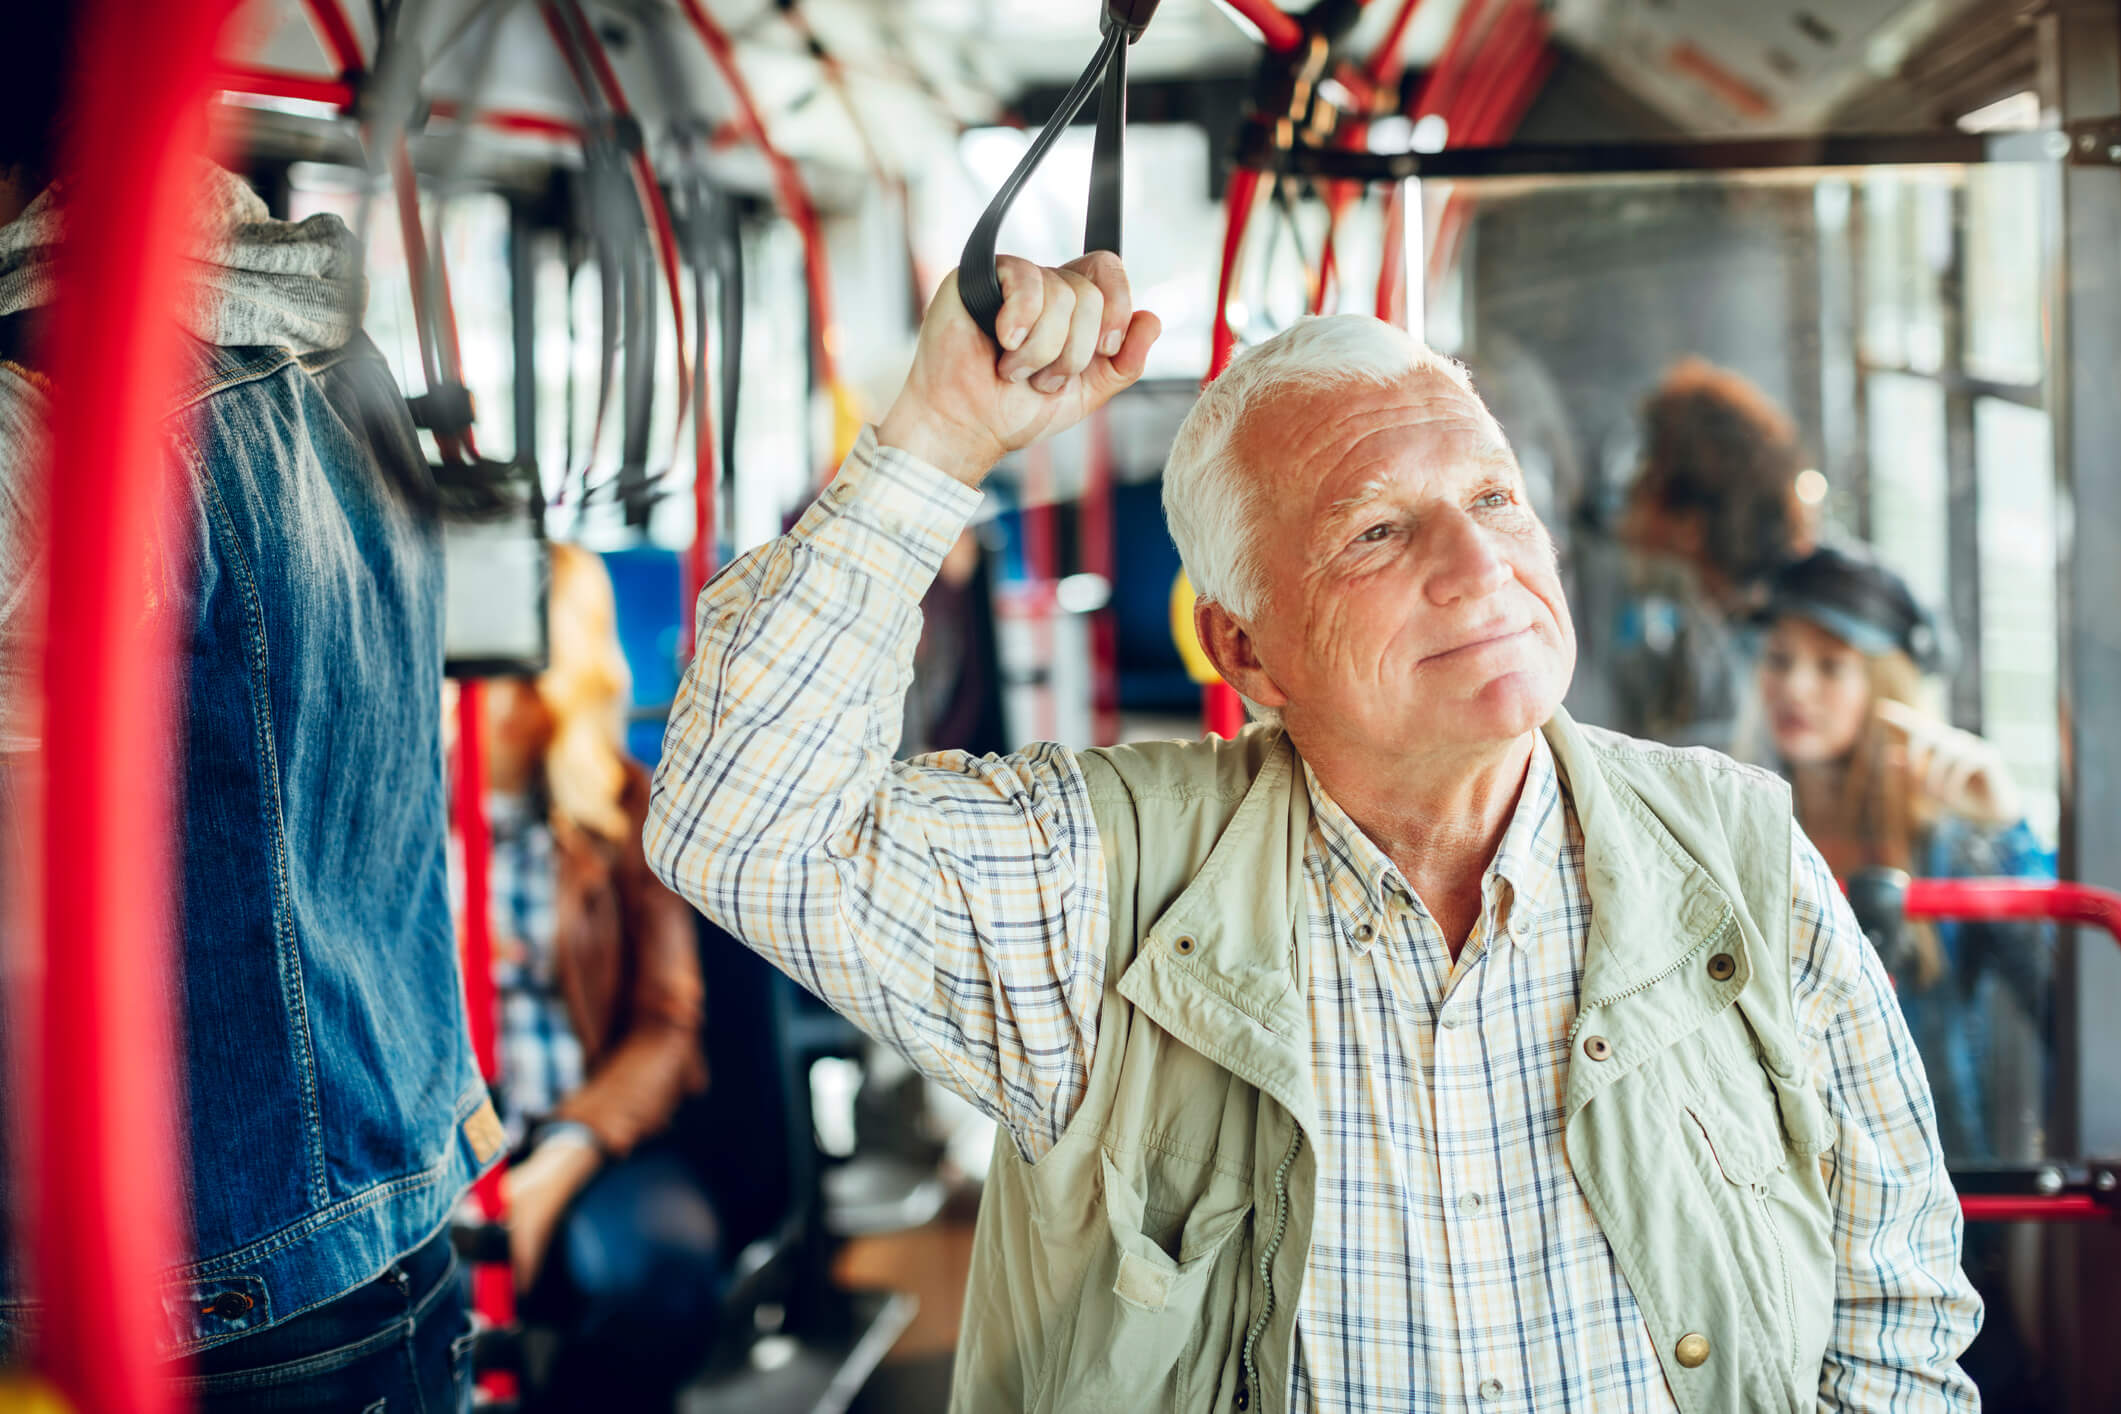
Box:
[1201,169,1265,736]
[26,1,242,1410]
[1210,167,1263,381]
[451,682,515,1396]
[1081,410,1121,745]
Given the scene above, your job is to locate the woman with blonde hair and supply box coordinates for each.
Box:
[468,542,719,1412]
[1754,545,2054,1165]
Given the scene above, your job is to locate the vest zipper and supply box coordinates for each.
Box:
[1564,922,1728,1048]
[1238,1128,1304,1410]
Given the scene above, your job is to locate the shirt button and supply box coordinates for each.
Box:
[1457,1191,1484,1217]
[1352,922,1374,942]
[1478,1377,1505,1400]
[1439,1010,1465,1029]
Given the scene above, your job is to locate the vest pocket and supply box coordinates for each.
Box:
[1031,1150,1254,1413]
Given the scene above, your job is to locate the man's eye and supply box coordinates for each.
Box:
[1476,490,1513,509]
[1356,523,1392,544]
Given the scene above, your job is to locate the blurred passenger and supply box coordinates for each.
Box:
[469,543,718,1414]
[1617,358,1816,752]
[1755,546,2054,1162]
[0,13,487,1406]
[648,256,1978,1411]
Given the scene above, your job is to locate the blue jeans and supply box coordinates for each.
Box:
[525,1147,723,1412]
[175,1227,472,1413]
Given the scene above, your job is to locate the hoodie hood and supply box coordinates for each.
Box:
[0,162,363,353]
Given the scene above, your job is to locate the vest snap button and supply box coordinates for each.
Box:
[1174,935,1196,955]
[1675,1332,1711,1368]
[1583,1035,1612,1061]
[1707,952,1736,981]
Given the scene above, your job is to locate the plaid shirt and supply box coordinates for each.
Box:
[649,431,1981,1412]
[477,790,584,1146]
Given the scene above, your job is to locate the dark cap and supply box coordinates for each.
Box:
[1758,544,1947,674]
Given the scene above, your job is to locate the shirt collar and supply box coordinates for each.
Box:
[1302,731,1567,956]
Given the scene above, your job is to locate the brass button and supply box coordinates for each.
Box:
[1582,1035,1612,1061]
[1174,935,1196,955]
[1675,1332,1711,1368]
[1707,953,1736,981]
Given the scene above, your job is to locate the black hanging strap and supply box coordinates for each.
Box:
[956,0,1161,346]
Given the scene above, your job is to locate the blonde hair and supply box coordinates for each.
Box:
[537,543,634,842]
[1799,647,1945,984]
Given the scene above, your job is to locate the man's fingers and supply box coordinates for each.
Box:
[992,256,1046,353]
[1065,250,1133,358]
[1032,270,1106,393]
[1109,309,1161,381]
[1000,267,1077,383]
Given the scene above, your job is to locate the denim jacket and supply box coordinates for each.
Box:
[0,170,495,1358]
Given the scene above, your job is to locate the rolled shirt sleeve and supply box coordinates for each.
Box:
[646,427,1108,1160]
[1789,826,1984,1411]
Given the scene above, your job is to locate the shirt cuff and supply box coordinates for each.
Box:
[792,425,985,598]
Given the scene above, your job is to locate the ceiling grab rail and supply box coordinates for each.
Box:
[24,1,242,1410]
[956,0,1163,347]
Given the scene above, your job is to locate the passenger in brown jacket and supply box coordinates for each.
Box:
[462,543,717,1412]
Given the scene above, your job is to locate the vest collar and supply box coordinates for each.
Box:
[1539,709,1740,1009]
[1112,709,1748,1142]
[1115,731,1321,1136]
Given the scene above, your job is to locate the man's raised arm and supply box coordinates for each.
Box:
[646,255,1160,1159]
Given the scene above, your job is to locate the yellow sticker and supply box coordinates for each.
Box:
[462,1097,507,1166]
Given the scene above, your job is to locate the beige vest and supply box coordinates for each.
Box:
[951,709,1838,1414]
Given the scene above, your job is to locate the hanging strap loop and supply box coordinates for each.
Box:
[957,0,1161,345]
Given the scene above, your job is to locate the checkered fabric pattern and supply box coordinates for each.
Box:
[481,790,584,1146]
[648,430,1981,1412]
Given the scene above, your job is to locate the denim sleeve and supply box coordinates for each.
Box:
[646,427,1109,1162]
[1789,827,1984,1412]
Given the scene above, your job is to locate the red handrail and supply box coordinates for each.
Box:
[1885,878,2121,1223]
[1903,878,2121,938]
[29,1,242,1409]
[1962,1195,2109,1223]
[1220,0,1307,54]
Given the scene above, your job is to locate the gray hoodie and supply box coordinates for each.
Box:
[0,163,367,744]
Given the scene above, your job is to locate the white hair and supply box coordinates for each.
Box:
[1161,316,1489,721]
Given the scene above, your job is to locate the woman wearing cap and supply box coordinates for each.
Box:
[1754,545,2054,1164]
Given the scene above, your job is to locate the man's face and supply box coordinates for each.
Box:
[1223,372,1576,761]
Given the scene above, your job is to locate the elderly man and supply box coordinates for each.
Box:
[647,255,1979,1413]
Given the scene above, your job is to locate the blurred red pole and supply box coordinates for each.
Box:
[1210,167,1262,380]
[451,683,516,1396]
[1082,410,1121,745]
[1201,167,1266,736]
[29,0,242,1409]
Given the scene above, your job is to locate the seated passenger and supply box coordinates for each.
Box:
[465,544,719,1413]
[1755,545,2054,1163]
[647,255,1979,1411]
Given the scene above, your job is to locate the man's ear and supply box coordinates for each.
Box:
[1194,599,1289,710]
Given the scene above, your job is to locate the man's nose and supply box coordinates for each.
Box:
[1423,509,1511,606]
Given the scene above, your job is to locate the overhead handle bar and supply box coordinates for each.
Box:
[957,1,1161,346]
